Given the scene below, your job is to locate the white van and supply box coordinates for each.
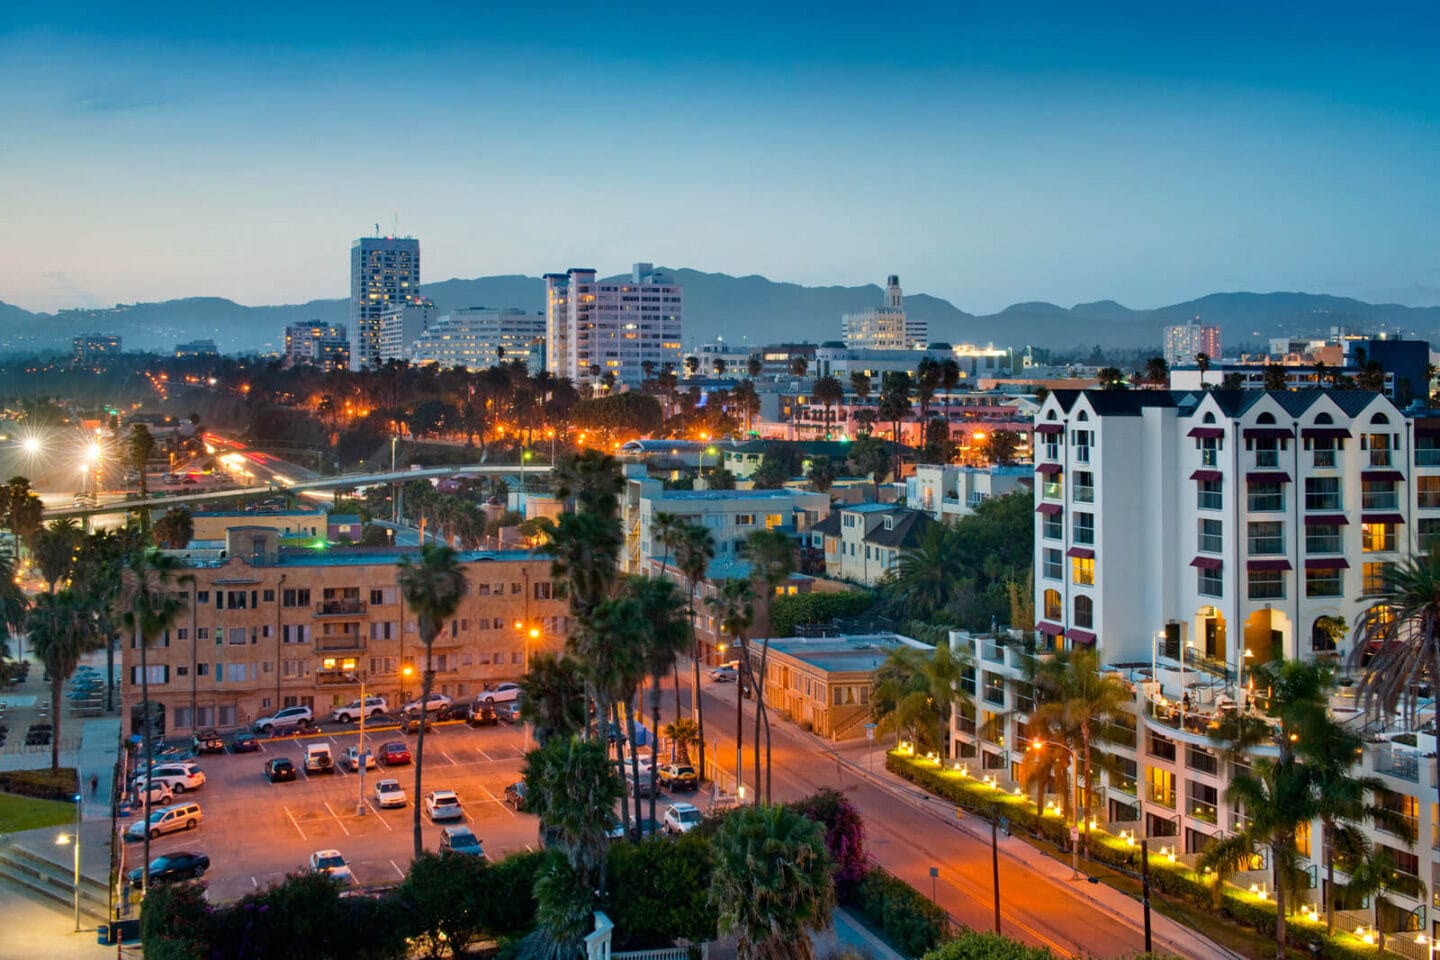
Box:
[127,802,203,840]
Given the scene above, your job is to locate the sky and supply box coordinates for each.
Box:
[1,1,1437,315]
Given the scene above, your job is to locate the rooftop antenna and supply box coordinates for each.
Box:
[393,210,399,238]
[374,222,380,238]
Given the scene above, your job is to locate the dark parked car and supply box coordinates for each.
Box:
[192,729,225,754]
[437,701,474,723]
[127,851,210,888]
[231,731,260,753]
[264,757,296,783]
[606,818,662,842]
[467,704,499,727]
[378,741,411,766]
[401,715,432,736]
[503,781,527,811]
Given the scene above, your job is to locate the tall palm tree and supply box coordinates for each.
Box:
[32,520,81,594]
[888,522,961,616]
[583,595,646,838]
[1031,649,1128,860]
[741,529,794,802]
[1350,554,1440,727]
[812,376,844,439]
[27,591,97,771]
[708,578,755,800]
[652,511,683,579]
[0,554,29,672]
[398,544,468,859]
[871,641,968,755]
[72,529,137,712]
[517,652,587,745]
[115,551,190,896]
[676,524,715,781]
[624,575,689,826]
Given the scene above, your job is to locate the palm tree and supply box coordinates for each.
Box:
[812,375,844,439]
[939,358,960,422]
[652,511,683,579]
[115,551,190,896]
[27,591,97,771]
[663,716,699,765]
[887,522,960,617]
[877,372,913,480]
[583,595,646,838]
[518,652,587,745]
[1333,835,1422,952]
[1018,708,1071,817]
[623,576,689,827]
[32,520,80,593]
[789,356,809,378]
[398,544,468,859]
[741,528,794,801]
[708,578,755,799]
[1350,554,1440,727]
[807,455,836,493]
[676,524,715,780]
[154,507,194,549]
[710,803,836,960]
[871,641,968,755]
[129,424,157,503]
[1031,649,1128,860]
[0,554,29,672]
[72,529,137,712]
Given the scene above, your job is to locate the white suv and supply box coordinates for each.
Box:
[134,762,206,794]
[475,682,521,704]
[253,706,314,735]
[330,697,388,723]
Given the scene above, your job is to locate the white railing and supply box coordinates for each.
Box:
[616,947,707,960]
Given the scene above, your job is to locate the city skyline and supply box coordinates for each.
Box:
[2,2,1437,316]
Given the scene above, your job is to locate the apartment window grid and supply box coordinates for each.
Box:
[1198,519,1223,554]
[1043,589,1062,621]
[1072,429,1092,463]
[1042,513,1064,541]
[1197,437,1221,467]
[1307,437,1339,468]
[1247,481,1285,513]
[1073,595,1094,629]
[1071,556,1094,586]
[1418,476,1440,509]
[1251,438,1281,469]
[1042,549,1063,581]
[1365,433,1395,468]
[1305,567,1344,598]
[1197,479,1223,511]
[1247,570,1286,600]
[1197,566,1223,598]
[1420,518,1440,554]
[1304,477,1342,511]
[1362,562,1395,596]
[1073,512,1094,546]
[1246,521,1285,555]
[1362,522,1397,553]
[1072,471,1094,503]
[1362,480,1399,510]
[1305,524,1343,554]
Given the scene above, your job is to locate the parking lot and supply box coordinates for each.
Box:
[119,716,706,903]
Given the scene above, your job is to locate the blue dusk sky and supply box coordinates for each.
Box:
[0,1,1436,314]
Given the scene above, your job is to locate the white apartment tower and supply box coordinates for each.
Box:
[842,275,927,350]
[410,308,547,372]
[350,236,420,369]
[1163,320,1222,367]
[544,263,683,389]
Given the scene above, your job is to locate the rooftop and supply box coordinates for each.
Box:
[763,633,931,674]
[198,547,544,569]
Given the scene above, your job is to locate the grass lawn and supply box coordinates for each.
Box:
[0,792,80,834]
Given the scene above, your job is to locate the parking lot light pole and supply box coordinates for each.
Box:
[350,673,368,816]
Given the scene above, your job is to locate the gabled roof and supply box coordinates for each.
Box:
[864,510,935,549]
[1047,389,1179,417]
[1190,389,1392,420]
[810,513,841,537]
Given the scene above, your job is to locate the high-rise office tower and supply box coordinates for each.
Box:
[350,235,420,369]
[842,275,927,349]
[544,263,682,389]
[1163,320,1222,367]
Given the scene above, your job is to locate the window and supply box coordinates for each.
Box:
[1197,479,1222,511]
[1198,519,1223,554]
[1073,595,1093,629]
[1247,481,1284,512]
[1247,570,1285,600]
[1363,561,1394,595]
[368,621,397,640]
[736,514,755,526]
[1306,524,1343,554]
[1312,440,1337,468]
[369,588,397,605]
[1304,477,1341,511]
[1043,589,1062,621]
[1073,429,1092,463]
[1188,781,1219,823]
[1420,518,1440,553]
[533,581,553,600]
[1042,475,1063,500]
[1042,513,1063,541]
[1042,549,1063,581]
[226,663,249,682]
[196,591,210,604]
[1253,438,1280,468]
[227,627,246,646]
[1148,767,1175,808]
[1367,433,1394,468]
[1306,567,1343,597]
[1186,746,1219,775]
[1073,512,1094,545]
[1419,477,1440,509]
[1247,521,1284,555]
[1197,566,1223,597]
[282,589,311,608]
[262,589,275,603]
[1362,480,1398,510]
[1072,471,1093,503]
[1071,556,1094,585]
[1362,522,1396,553]
[1198,437,1220,467]
[282,624,310,644]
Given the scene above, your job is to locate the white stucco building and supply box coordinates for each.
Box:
[544,263,683,390]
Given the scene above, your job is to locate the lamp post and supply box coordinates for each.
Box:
[347,672,369,815]
[400,665,413,711]
[1030,738,1082,879]
[56,788,81,931]
[990,802,1002,934]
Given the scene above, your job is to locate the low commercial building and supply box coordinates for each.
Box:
[121,529,568,734]
[189,508,328,543]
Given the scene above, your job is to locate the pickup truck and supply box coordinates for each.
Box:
[304,744,334,774]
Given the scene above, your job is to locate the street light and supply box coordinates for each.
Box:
[1030,738,1083,879]
[55,788,81,931]
[399,665,414,709]
[347,672,369,816]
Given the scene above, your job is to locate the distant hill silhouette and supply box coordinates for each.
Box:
[2,271,1436,356]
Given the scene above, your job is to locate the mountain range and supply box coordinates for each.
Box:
[3,269,1438,357]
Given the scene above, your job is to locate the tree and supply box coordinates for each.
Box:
[1221,372,1245,390]
[915,358,941,420]
[676,524,716,781]
[519,653,587,746]
[130,423,157,506]
[708,578,755,798]
[72,528,138,711]
[1350,553,1440,727]
[871,641,967,755]
[115,551,190,895]
[31,520,81,593]
[1195,352,1211,376]
[624,575,689,827]
[710,803,835,960]
[847,435,890,486]
[789,356,809,378]
[26,590,97,770]
[791,787,868,894]
[877,371,913,479]
[853,409,878,437]
[887,522,961,617]
[397,851,492,958]
[663,716,699,765]
[1142,356,1169,386]
[1357,361,1386,392]
[154,507,194,549]
[0,476,45,550]
[807,455,836,493]
[939,358,961,422]
[1096,367,1127,390]
[0,554,28,667]
[922,417,952,464]
[746,356,763,379]
[398,544,468,859]
[812,376,844,438]
[981,430,1022,466]
[742,528,795,801]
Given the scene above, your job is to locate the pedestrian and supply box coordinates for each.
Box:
[89,773,98,797]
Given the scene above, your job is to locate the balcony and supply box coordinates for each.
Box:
[983,685,1006,707]
[1370,449,1393,468]
[1148,784,1176,808]
[1313,450,1336,468]
[1188,799,1219,824]
[314,670,362,686]
[315,635,365,652]
[315,600,367,617]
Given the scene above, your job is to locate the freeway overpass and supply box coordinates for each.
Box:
[42,464,541,521]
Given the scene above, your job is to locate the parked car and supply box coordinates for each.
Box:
[424,790,464,821]
[127,802,203,840]
[503,781,527,811]
[709,663,738,682]
[495,702,523,724]
[127,851,210,888]
[309,849,354,886]
[475,682,521,704]
[191,729,225,754]
[133,762,206,794]
[656,763,698,792]
[607,818,662,842]
[401,714,432,735]
[330,697,389,723]
[403,692,451,716]
[342,745,377,771]
[436,701,474,722]
[662,802,704,835]
[623,765,660,798]
[162,473,181,485]
[231,731,260,753]
[133,781,174,808]
[373,778,407,808]
[439,826,486,857]
[304,743,334,774]
[377,741,411,766]
[252,705,313,735]
[264,757,296,783]
[467,703,499,727]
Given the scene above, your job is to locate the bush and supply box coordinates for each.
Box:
[921,931,1054,960]
[605,832,717,949]
[885,753,1068,848]
[792,787,869,893]
[770,591,877,637]
[0,768,78,801]
[846,866,950,956]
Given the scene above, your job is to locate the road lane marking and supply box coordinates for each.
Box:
[251,876,258,888]
[283,805,308,841]
[390,859,405,879]
[323,800,351,835]
[475,749,492,763]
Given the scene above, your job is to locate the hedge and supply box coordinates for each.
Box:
[888,752,1379,960]
[770,591,877,637]
[845,865,951,956]
[0,768,79,802]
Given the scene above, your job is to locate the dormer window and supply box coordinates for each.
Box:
[883,516,894,531]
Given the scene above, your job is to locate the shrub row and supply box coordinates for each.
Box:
[844,865,951,956]
[0,768,79,802]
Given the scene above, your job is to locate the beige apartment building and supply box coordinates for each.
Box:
[123,528,569,734]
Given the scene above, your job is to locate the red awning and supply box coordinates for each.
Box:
[1035,463,1062,475]
[1362,513,1406,525]
[1034,423,1064,435]
[1036,621,1065,637]
[1067,629,1097,645]
[1303,514,1349,526]
[1304,557,1350,570]
[1188,427,1224,439]
[1066,547,1094,559]
[1189,556,1223,569]
[1243,428,1294,440]
[1362,471,1406,482]
[1035,503,1062,515]
[1190,469,1222,482]
[1302,427,1351,440]
[1246,471,1292,483]
[1247,559,1293,572]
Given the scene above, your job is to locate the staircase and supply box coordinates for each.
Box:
[0,839,110,922]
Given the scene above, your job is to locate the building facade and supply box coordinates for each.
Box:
[377,294,436,363]
[285,323,350,371]
[810,503,936,585]
[842,275,926,350]
[350,236,420,369]
[121,531,569,734]
[73,334,121,364]
[907,463,1031,521]
[174,340,219,358]
[544,263,683,390]
[1162,321,1222,367]
[410,307,547,372]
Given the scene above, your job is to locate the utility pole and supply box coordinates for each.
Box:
[991,810,1002,934]
[1140,839,1152,954]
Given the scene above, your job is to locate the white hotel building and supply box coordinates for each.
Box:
[955,389,1440,936]
[544,263,683,390]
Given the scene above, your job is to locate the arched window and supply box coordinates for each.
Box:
[1203,412,1216,424]
[1314,412,1333,424]
[1073,595,1094,629]
[1044,589,1062,621]
[1256,411,1276,424]
[1371,412,1391,425]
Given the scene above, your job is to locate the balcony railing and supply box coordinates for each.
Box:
[956,716,977,736]
[315,636,365,652]
[315,600,367,617]
[314,670,361,686]
[1189,799,1219,824]
[982,641,1005,663]
[1313,450,1336,468]
[983,686,1006,707]
[1417,448,1440,467]
[1371,449,1393,467]
[1148,784,1176,808]
[1380,753,1420,782]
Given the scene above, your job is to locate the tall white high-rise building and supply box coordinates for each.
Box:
[544,263,683,389]
[842,275,927,350]
[377,295,436,363]
[350,235,420,369]
[1163,320,1222,367]
[410,308,547,372]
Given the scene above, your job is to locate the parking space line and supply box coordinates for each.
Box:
[475,749,492,763]
[283,805,308,841]
[251,876,258,888]
[440,750,457,766]
[323,800,351,836]
[368,801,391,830]
[390,859,404,879]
